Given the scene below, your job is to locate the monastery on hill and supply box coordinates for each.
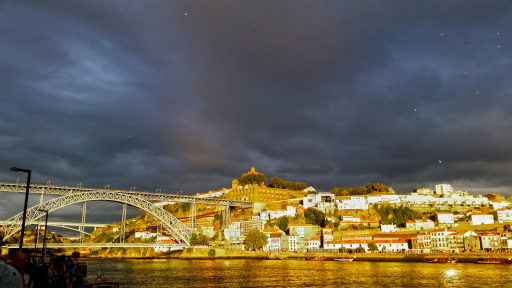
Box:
[224,167,295,202]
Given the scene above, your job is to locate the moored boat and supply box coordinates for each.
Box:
[474,258,507,264]
[309,257,326,261]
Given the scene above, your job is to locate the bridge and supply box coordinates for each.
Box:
[0,221,107,235]
[4,243,186,250]
[0,182,254,248]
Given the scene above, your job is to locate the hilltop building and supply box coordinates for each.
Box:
[225,167,294,202]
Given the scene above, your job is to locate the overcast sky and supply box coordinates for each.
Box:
[1,1,511,231]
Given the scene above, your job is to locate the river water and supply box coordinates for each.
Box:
[84,258,512,287]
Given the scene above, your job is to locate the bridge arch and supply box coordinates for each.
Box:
[0,191,191,245]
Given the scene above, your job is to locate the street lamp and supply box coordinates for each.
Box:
[10,167,31,252]
[37,209,49,260]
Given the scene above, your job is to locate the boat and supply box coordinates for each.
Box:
[425,257,457,264]
[474,258,507,264]
[334,258,354,262]
[309,257,326,261]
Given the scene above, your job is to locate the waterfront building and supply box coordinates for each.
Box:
[289,224,320,239]
[446,231,477,252]
[429,229,456,251]
[435,184,454,195]
[436,212,454,224]
[499,232,512,249]
[479,232,500,251]
[281,234,300,252]
[470,212,494,225]
[306,237,321,250]
[262,228,285,251]
[410,233,431,252]
[374,240,408,253]
[405,218,435,230]
[225,168,293,202]
[464,235,481,251]
[322,228,334,247]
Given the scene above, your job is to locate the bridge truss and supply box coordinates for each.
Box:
[0,183,253,207]
[4,243,186,250]
[0,191,192,245]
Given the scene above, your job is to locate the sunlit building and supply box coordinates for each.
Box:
[225,167,294,202]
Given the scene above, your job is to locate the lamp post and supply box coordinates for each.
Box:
[10,167,31,252]
[38,209,49,260]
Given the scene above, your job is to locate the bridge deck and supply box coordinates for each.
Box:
[0,220,107,227]
[4,243,186,249]
[0,182,253,207]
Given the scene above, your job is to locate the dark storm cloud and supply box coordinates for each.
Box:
[1,0,512,225]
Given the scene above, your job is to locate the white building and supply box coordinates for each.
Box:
[224,223,241,240]
[303,193,335,209]
[470,213,494,225]
[306,237,321,250]
[135,231,158,239]
[490,201,512,210]
[337,197,368,210]
[496,208,512,223]
[436,212,454,224]
[416,188,433,195]
[381,224,398,233]
[435,184,454,195]
[375,240,409,252]
[195,188,231,198]
[317,201,335,212]
[341,216,361,222]
[405,218,435,230]
[303,186,317,193]
[262,228,284,251]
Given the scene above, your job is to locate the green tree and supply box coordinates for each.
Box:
[190,233,198,245]
[269,177,286,188]
[368,241,379,252]
[304,208,326,227]
[279,216,289,232]
[239,173,267,185]
[198,234,209,245]
[243,228,268,251]
[355,247,365,253]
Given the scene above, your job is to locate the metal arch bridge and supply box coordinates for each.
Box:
[0,182,253,207]
[3,243,186,250]
[0,191,192,245]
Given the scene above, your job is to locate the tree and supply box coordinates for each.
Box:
[279,216,289,232]
[270,177,286,188]
[243,228,268,251]
[304,208,326,227]
[239,173,267,185]
[355,247,365,253]
[368,241,379,252]
[190,233,198,245]
[198,235,209,245]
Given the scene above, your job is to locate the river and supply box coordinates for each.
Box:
[83,258,512,287]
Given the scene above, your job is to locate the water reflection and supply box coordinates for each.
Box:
[83,259,512,288]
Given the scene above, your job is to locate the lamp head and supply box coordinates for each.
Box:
[10,167,30,173]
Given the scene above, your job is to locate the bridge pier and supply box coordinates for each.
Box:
[189,201,196,231]
[80,202,87,243]
[120,204,126,243]
[223,206,230,227]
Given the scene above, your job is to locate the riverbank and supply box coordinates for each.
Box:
[81,248,512,262]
